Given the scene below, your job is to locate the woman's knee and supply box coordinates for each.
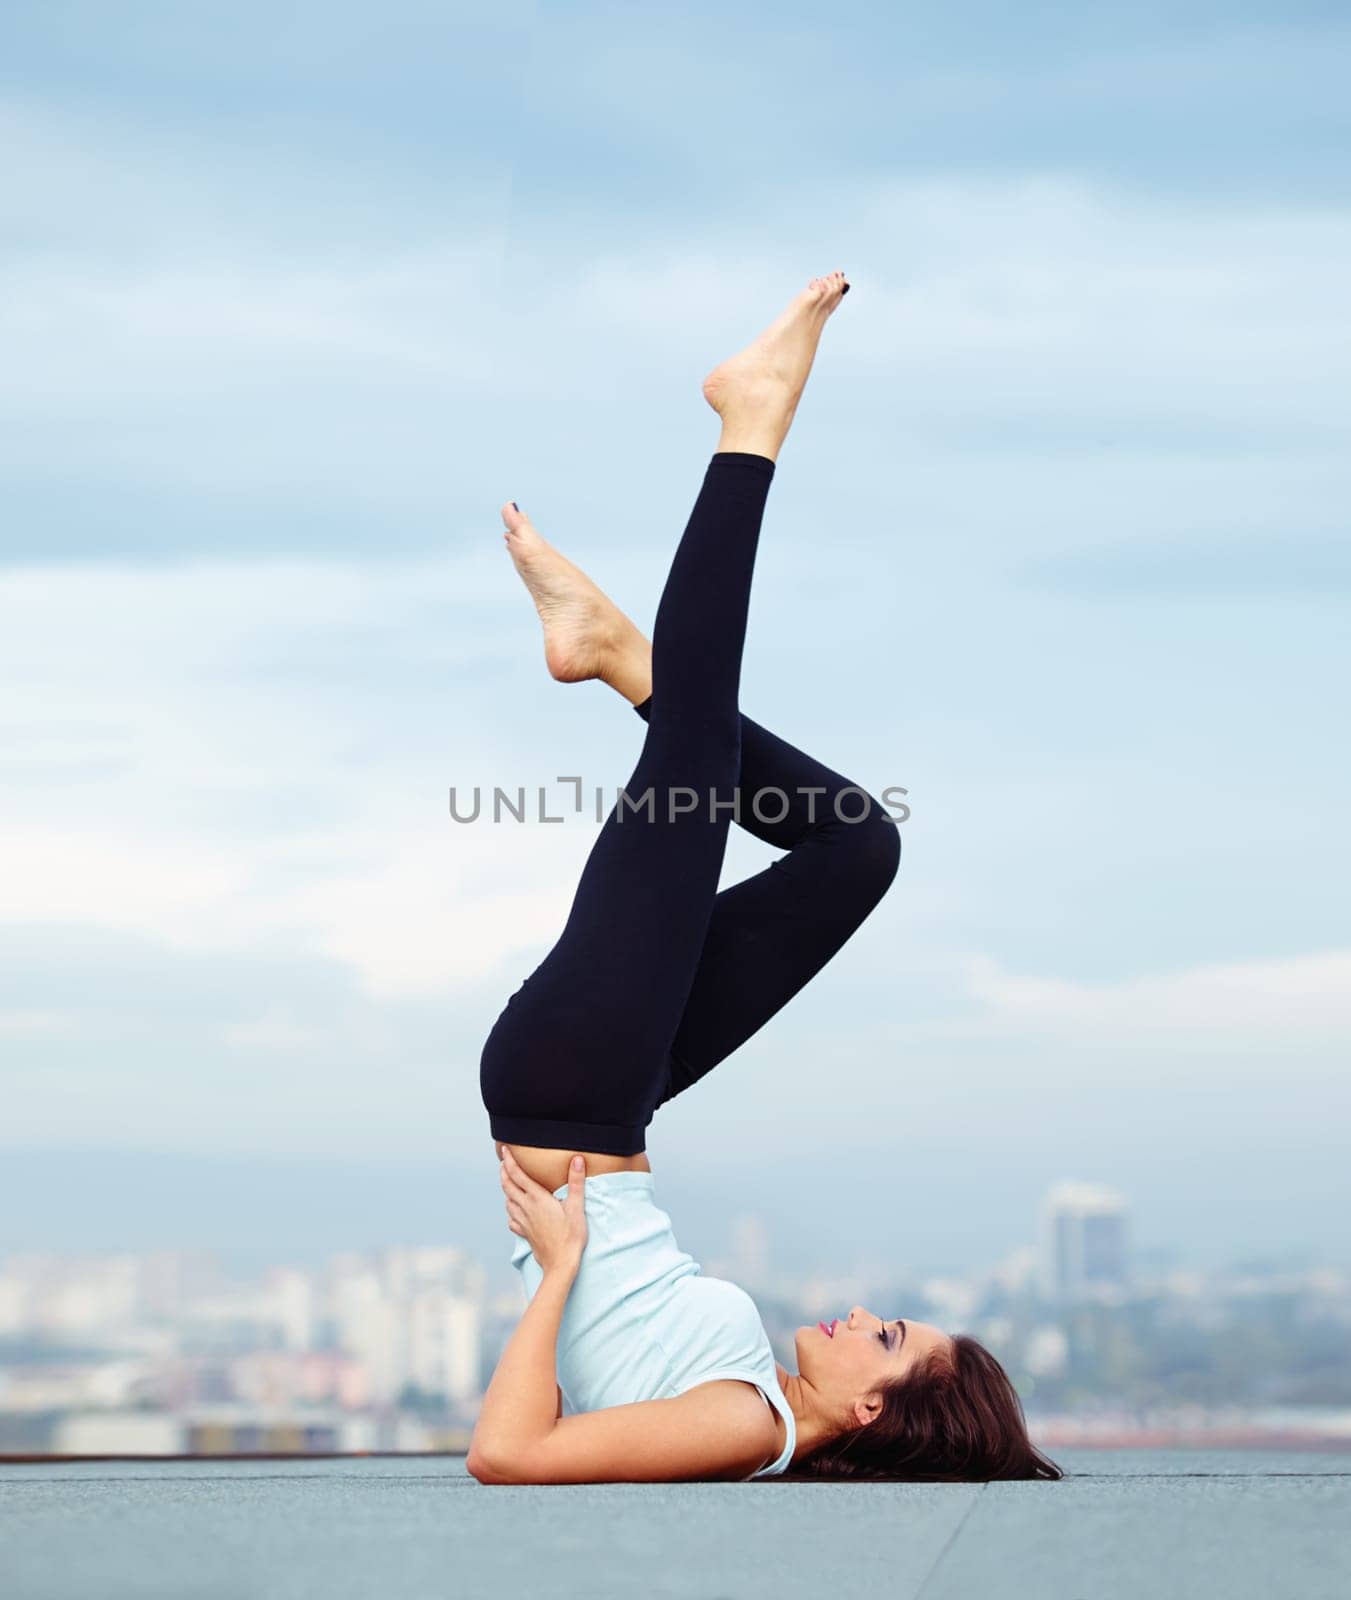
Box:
[839,799,902,898]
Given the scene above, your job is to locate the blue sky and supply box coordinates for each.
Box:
[2,2,1348,1272]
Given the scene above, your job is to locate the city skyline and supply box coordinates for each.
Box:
[6,1177,1351,1459]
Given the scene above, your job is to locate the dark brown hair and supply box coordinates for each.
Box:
[788,1334,1063,1482]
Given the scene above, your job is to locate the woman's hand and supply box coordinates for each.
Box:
[500,1147,588,1277]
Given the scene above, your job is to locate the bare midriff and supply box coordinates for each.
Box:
[493,1140,652,1194]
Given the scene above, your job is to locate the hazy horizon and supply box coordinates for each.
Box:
[5,1145,1346,1291]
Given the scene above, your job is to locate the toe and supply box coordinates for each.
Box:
[501,500,532,534]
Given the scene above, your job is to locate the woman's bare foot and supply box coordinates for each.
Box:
[701,271,850,459]
[500,504,651,702]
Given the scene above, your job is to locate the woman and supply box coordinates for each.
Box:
[470,272,1062,1486]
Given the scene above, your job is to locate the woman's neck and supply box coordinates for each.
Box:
[775,1361,833,1463]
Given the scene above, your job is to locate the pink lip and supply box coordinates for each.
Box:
[818,1319,837,1338]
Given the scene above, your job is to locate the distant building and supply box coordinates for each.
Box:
[1042,1181,1129,1300]
[55,1410,185,1457]
[407,1290,481,1404]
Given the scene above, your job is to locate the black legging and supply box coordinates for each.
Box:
[479,451,901,1155]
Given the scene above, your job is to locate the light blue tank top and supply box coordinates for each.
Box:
[509,1169,796,1479]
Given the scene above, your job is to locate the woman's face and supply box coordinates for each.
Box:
[794,1305,952,1423]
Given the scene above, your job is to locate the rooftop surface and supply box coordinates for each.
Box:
[3,1450,1348,1599]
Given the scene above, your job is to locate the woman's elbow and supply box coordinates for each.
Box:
[469,1450,550,1485]
[466,1446,512,1484]
[466,1425,506,1483]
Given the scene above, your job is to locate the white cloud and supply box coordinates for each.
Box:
[3,88,1349,524]
[0,1009,74,1039]
[567,173,1351,432]
[222,1007,327,1053]
[939,947,1351,1045]
[0,556,598,999]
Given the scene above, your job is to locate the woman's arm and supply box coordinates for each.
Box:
[469,1378,778,1485]
[469,1152,587,1473]
[468,1262,576,1472]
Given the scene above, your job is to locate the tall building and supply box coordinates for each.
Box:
[1042,1181,1129,1300]
[407,1290,481,1404]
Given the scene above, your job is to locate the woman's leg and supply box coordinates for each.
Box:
[509,477,900,1107]
[479,452,775,1155]
[480,271,852,1156]
[596,604,901,1101]
[629,695,901,1106]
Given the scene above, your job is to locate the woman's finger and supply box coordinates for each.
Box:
[504,1155,545,1196]
[500,1157,531,1196]
[501,1147,534,1183]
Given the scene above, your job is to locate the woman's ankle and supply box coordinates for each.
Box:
[604,626,653,707]
[715,422,785,463]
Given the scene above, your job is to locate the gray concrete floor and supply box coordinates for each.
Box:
[2,1452,1348,1599]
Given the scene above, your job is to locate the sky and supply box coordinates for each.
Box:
[2,1,1349,1275]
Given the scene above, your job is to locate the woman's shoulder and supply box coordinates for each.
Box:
[684,1377,784,1469]
[688,1376,789,1476]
